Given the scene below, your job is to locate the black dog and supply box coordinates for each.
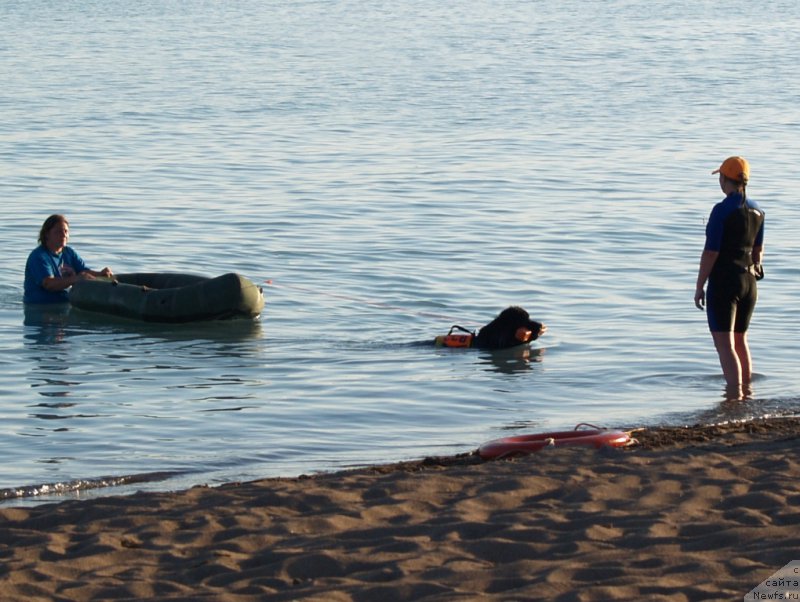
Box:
[435,306,547,350]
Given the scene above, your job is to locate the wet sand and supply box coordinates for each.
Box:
[1,417,798,601]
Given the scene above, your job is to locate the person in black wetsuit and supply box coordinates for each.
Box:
[694,156,764,395]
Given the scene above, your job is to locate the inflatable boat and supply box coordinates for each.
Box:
[69,273,265,322]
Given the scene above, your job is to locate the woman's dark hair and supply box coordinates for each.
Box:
[38,214,68,245]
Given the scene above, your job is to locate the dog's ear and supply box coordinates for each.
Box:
[500,306,529,320]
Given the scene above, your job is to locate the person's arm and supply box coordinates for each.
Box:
[41,270,89,292]
[694,249,719,309]
[40,262,112,292]
[753,245,763,265]
[59,248,114,283]
[82,267,114,278]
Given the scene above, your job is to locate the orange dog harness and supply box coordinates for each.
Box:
[434,325,475,348]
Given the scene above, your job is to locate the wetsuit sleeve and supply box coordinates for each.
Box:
[704,204,726,252]
[755,219,764,248]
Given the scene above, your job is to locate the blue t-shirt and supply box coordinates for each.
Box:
[23,245,89,304]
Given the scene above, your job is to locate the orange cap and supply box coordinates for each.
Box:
[712,156,750,182]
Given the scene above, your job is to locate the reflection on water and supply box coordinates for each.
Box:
[23,304,71,345]
[23,304,263,345]
[21,303,267,438]
[478,346,546,375]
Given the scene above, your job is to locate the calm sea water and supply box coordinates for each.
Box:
[2,0,799,505]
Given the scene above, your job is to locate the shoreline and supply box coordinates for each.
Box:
[1,416,798,601]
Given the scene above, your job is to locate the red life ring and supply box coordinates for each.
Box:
[478,424,632,460]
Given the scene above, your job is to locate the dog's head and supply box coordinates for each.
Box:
[473,306,546,350]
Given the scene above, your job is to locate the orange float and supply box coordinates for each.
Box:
[434,325,475,348]
[478,423,633,460]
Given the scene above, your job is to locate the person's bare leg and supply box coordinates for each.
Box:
[712,331,742,387]
[734,331,752,384]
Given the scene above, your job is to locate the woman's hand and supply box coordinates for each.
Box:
[694,287,705,310]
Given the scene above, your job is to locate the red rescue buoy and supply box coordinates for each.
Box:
[434,325,475,348]
[478,423,633,460]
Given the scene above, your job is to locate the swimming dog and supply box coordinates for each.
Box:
[435,306,547,350]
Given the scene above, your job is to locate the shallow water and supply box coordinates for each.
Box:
[2,0,800,504]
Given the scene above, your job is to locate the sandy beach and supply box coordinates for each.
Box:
[1,417,798,601]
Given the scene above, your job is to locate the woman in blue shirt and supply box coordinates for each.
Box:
[24,214,114,304]
[694,156,765,395]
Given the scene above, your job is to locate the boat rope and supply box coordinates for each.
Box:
[264,279,470,323]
